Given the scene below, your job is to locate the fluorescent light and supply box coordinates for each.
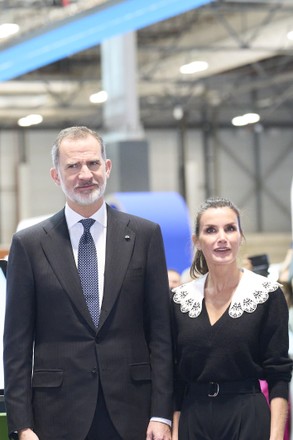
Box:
[89,90,108,104]
[18,114,43,127]
[287,30,293,41]
[0,23,19,39]
[232,116,245,127]
[173,106,184,120]
[232,113,260,127]
[243,113,260,124]
[180,61,208,74]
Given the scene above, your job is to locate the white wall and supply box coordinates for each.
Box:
[215,128,293,233]
[0,130,19,243]
[147,129,205,222]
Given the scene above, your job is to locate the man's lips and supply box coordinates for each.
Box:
[76,183,97,191]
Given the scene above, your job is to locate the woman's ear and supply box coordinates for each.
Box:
[192,233,201,250]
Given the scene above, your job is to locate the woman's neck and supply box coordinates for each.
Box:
[206,265,242,296]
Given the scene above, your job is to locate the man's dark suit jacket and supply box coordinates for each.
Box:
[4,205,173,440]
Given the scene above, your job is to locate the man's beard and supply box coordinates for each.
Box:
[72,186,104,205]
[60,180,107,206]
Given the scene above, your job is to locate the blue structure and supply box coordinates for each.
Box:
[0,0,213,82]
[107,191,192,273]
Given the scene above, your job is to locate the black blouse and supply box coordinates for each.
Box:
[172,269,292,409]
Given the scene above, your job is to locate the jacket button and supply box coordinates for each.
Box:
[91,368,97,375]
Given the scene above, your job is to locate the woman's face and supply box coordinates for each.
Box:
[193,207,242,269]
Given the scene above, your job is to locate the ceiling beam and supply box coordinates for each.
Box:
[0,0,213,82]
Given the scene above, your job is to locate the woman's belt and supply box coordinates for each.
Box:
[189,379,261,398]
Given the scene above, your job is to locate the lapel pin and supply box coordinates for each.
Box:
[125,235,130,241]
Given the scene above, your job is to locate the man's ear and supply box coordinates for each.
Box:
[50,167,60,186]
[105,159,112,178]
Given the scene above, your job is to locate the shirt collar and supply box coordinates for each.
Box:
[65,202,107,229]
[173,269,280,319]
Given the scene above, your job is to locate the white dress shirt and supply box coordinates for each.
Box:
[65,202,107,307]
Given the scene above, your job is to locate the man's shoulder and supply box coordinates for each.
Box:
[107,205,158,229]
[14,209,65,238]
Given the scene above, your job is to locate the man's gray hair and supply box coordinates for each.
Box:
[51,126,106,168]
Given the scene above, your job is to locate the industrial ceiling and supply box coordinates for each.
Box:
[0,0,293,130]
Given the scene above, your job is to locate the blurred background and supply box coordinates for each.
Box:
[0,0,292,274]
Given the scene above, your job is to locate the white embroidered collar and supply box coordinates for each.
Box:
[172,268,280,319]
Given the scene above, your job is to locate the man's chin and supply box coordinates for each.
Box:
[73,189,102,206]
[75,196,100,206]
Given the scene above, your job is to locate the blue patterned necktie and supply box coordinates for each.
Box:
[78,218,99,327]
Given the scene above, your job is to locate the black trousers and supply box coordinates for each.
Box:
[85,388,122,440]
[179,386,270,440]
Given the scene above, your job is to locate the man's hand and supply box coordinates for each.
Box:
[146,420,171,440]
[19,428,39,440]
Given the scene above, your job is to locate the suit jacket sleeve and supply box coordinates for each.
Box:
[142,222,173,419]
[4,230,36,432]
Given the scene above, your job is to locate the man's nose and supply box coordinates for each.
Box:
[79,164,92,179]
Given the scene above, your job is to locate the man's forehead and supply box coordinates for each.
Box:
[60,136,102,156]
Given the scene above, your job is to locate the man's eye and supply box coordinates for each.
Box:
[87,162,100,169]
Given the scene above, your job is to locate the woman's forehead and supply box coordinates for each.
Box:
[200,207,238,224]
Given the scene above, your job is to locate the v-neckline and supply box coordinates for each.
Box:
[203,298,230,327]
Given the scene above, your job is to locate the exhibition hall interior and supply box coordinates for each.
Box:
[0,0,291,254]
[0,0,293,438]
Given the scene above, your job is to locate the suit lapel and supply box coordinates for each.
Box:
[40,210,96,332]
[98,207,135,331]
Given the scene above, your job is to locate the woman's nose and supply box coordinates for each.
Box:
[217,230,227,241]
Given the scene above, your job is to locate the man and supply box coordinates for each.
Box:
[4,126,173,440]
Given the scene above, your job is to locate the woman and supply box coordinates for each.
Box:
[171,197,292,440]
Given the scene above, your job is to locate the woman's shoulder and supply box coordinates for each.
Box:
[172,275,207,318]
[239,268,281,296]
[229,268,282,318]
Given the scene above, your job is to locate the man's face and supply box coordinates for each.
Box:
[50,134,112,212]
